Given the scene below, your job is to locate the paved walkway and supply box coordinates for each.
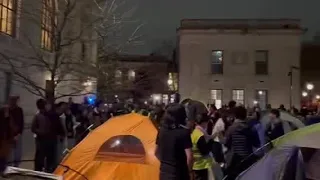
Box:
[20,128,35,169]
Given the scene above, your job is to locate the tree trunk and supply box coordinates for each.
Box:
[45,80,55,104]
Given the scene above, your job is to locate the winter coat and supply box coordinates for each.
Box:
[0,108,17,159]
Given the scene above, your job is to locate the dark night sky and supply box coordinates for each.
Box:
[125,0,320,54]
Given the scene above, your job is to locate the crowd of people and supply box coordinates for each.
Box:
[0,95,168,176]
[0,94,319,179]
[154,99,314,180]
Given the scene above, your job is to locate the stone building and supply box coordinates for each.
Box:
[0,0,96,122]
[178,19,302,109]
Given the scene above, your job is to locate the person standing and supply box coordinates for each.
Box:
[8,96,24,167]
[191,113,215,180]
[32,99,63,173]
[225,106,260,179]
[54,102,68,163]
[0,105,17,176]
[266,109,285,141]
[155,103,193,180]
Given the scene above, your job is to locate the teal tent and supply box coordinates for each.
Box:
[236,123,320,180]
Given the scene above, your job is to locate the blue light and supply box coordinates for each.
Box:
[86,95,96,105]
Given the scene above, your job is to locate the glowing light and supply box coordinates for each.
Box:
[316,95,320,99]
[302,91,308,97]
[86,95,96,105]
[144,101,148,105]
[115,95,118,98]
[167,79,173,85]
[306,83,314,90]
[253,100,258,104]
[153,95,161,101]
[115,140,120,145]
[83,81,92,86]
[258,91,263,95]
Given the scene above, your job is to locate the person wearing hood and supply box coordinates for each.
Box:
[155,103,193,180]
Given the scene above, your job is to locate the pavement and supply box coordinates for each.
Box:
[19,128,35,169]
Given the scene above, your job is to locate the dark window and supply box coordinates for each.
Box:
[81,41,86,61]
[4,72,12,102]
[211,50,223,74]
[0,0,16,36]
[255,50,268,75]
[95,135,146,164]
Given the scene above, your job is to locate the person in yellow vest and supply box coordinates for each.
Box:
[191,113,217,180]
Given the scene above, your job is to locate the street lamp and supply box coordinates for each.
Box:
[167,79,173,85]
[302,91,308,97]
[306,83,314,91]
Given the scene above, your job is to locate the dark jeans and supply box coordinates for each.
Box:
[209,140,225,163]
[34,137,57,173]
[159,171,190,180]
[193,169,208,180]
[226,153,257,180]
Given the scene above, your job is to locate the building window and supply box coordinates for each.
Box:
[210,89,222,109]
[211,50,223,74]
[0,0,16,36]
[255,50,268,75]
[128,70,135,81]
[115,70,122,84]
[41,0,54,51]
[232,89,244,105]
[255,90,268,110]
[168,72,178,91]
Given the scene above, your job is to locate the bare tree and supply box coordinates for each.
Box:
[0,0,143,103]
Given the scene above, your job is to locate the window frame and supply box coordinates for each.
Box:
[0,0,17,37]
[255,89,268,110]
[232,89,245,105]
[211,50,224,74]
[41,0,55,51]
[128,69,135,81]
[210,89,223,109]
[254,50,269,75]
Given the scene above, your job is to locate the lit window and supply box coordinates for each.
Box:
[211,50,223,74]
[128,70,135,81]
[210,89,222,109]
[255,50,268,75]
[168,72,178,91]
[41,0,54,51]
[0,0,16,36]
[255,90,268,110]
[115,70,122,84]
[95,135,146,164]
[232,89,245,105]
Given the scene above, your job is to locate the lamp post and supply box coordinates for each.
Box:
[288,66,300,108]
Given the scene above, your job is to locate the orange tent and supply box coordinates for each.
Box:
[54,113,160,180]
